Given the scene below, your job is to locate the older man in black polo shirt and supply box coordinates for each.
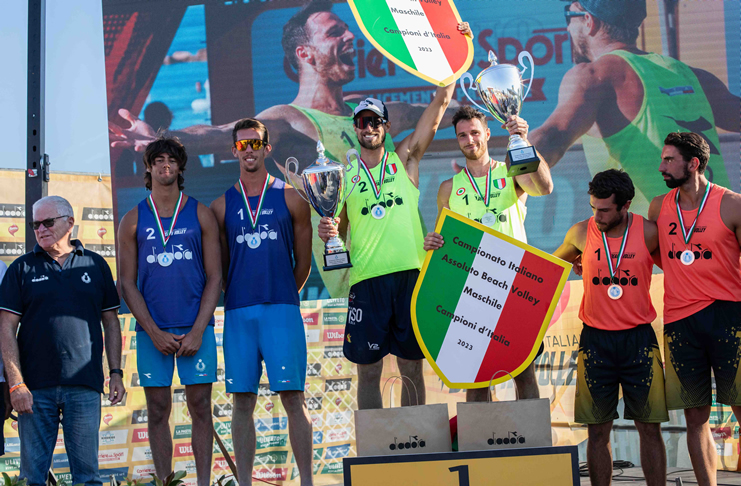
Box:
[0,196,124,486]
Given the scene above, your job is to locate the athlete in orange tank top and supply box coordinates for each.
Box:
[648,132,741,485]
[555,169,667,486]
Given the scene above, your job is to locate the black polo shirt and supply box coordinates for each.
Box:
[0,240,119,393]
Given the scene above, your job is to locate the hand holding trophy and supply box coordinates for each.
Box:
[460,50,541,176]
[285,141,360,270]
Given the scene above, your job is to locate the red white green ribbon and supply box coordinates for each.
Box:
[464,159,492,207]
[239,174,271,229]
[148,192,183,249]
[358,152,389,201]
[601,214,630,281]
[675,182,711,246]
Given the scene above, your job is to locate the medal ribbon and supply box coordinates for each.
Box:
[675,182,711,246]
[239,174,271,230]
[358,152,389,201]
[464,159,492,207]
[601,214,631,281]
[148,192,183,249]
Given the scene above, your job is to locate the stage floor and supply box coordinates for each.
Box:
[579,467,741,485]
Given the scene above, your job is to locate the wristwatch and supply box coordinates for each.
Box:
[110,369,124,377]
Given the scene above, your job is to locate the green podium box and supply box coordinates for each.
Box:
[343,445,579,485]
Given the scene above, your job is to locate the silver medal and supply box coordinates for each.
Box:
[157,252,174,267]
[680,249,695,266]
[372,205,386,220]
[607,284,623,300]
[247,233,261,249]
[481,212,497,227]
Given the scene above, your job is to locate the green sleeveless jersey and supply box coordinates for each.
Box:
[582,50,729,214]
[448,160,527,242]
[345,151,426,286]
[289,102,395,298]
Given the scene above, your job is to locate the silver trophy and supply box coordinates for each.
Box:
[460,50,540,176]
[285,141,360,271]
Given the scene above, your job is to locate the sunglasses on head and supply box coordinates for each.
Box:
[235,139,266,151]
[29,215,67,230]
[354,116,386,130]
[564,4,587,25]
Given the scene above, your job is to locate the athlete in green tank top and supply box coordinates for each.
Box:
[290,102,396,298]
[448,159,527,242]
[581,50,730,212]
[344,151,426,286]
[424,107,554,402]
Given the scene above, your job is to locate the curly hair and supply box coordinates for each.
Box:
[142,137,187,191]
[452,105,488,133]
[588,169,635,209]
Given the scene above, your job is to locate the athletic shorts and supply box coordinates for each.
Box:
[136,326,217,387]
[664,300,741,410]
[575,323,668,424]
[344,269,424,364]
[223,303,307,394]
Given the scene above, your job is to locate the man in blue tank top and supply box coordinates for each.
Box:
[118,137,222,486]
[210,119,314,485]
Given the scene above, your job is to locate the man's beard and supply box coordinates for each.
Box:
[571,35,590,64]
[463,143,487,161]
[358,132,386,151]
[663,166,690,188]
[597,213,625,233]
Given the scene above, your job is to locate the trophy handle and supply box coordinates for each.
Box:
[341,149,362,206]
[284,157,311,203]
[518,51,535,102]
[459,73,488,113]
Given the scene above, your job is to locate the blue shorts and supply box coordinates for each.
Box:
[224,304,307,394]
[136,326,217,387]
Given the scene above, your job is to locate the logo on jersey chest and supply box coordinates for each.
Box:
[235,223,278,249]
[359,192,404,219]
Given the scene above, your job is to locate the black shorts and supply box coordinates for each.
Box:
[664,300,741,410]
[343,269,425,364]
[575,323,668,424]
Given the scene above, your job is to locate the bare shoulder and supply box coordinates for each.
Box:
[209,194,226,219]
[439,177,454,196]
[196,200,218,225]
[720,188,741,223]
[568,219,589,246]
[119,205,139,237]
[647,194,667,221]
[258,104,316,135]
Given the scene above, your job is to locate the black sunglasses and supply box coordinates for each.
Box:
[564,4,587,25]
[354,116,386,130]
[29,215,68,230]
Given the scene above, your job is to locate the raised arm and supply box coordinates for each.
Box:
[692,67,741,133]
[504,116,553,197]
[528,64,608,167]
[286,188,312,292]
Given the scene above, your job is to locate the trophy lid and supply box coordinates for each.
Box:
[303,140,343,175]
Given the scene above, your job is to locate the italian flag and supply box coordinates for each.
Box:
[493,178,506,190]
[387,163,397,175]
[349,0,473,86]
[413,214,567,386]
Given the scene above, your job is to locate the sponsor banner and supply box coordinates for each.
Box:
[99,449,129,465]
[132,446,153,462]
[174,424,193,440]
[174,443,194,458]
[254,469,288,482]
[325,427,353,443]
[324,329,345,342]
[326,411,353,427]
[302,311,320,326]
[257,434,289,450]
[133,464,158,479]
[100,429,129,446]
[175,461,198,475]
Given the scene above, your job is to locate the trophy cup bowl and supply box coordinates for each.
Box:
[285,141,360,271]
[460,50,541,176]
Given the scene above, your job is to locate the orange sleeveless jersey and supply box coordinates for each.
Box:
[579,215,657,330]
[658,185,741,323]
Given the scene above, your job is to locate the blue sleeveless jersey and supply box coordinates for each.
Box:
[224,178,300,309]
[136,196,214,331]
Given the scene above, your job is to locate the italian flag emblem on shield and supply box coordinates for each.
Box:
[348,0,474,86]
[493,178,506,190]
[387,163,397,175]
